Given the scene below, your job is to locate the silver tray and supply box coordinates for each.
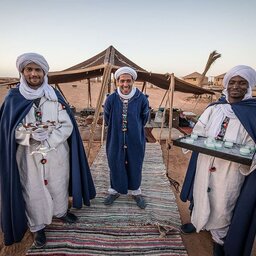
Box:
[173,136,254,166]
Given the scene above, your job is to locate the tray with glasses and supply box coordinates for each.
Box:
[17,121,61,156]
[17,120,59,133]
[173,134,255,166]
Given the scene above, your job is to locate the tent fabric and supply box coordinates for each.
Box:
[1,46,214,95]
[48,46,214,95]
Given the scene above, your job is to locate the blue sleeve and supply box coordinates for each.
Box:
[141,96,149,126]
[104,96,111,126]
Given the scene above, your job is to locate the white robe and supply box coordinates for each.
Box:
[191,105,255,232]
[15,97,73,229]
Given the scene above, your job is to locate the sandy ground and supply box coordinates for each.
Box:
[0,81,240,256]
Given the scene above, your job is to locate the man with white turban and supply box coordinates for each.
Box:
[104,66,149,209]
[0,53,96,247]
[180,65,256,256]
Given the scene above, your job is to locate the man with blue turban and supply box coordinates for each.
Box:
[180,65,256,256]
[103,66,149,209]
[0,53,96,248]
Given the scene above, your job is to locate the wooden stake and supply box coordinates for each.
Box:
[141,81,146,93]
[167,74,175,149]
[158,74,174,142]
[165,74,180,192]
[87,78,92,108]
[87,64,112,157]
[101,116,105,146]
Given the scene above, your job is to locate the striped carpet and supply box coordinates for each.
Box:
[26,143,187,255]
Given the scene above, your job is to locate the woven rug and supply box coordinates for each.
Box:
[26,143,187,255]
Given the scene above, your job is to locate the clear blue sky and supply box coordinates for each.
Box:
[1,0,255,79]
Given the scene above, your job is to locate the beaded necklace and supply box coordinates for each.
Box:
[216,116,230,141]
[33,98,48,185]
[122,99,128,132]
[33,98,42,123]
[120,98,129,165]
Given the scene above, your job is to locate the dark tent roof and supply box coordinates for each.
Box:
[64,46,145,72]
[0,46,214,95]
[48,46,214,95]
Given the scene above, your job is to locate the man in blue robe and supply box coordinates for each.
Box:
[103,67,149,209]
[180,65,256,256]
[0,53,96,247]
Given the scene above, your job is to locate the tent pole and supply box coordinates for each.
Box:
[158,75,173,142]
[113,77,117,90]
[192,94,202,112]
[167,74,175,151]
[156,89,169,141]
[87,78,92,108]
[100,75,111,146]
[101,116,105,146]
[210,94,213,103]
[158,90,168,108]
[87,64,112,157]
[158,106,167,142]
[101,79,111,146]
[141,81,146,93]
[166,73,180,192]
[107,74,112,94]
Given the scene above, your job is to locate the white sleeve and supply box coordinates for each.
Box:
[46,103,73,149]
[192,107,213,136]
[240,137,256,176]
[15,129,31,146]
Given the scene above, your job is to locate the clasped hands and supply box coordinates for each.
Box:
[31,128,49,142]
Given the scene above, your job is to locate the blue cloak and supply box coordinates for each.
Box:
[104,89,149,194]
[0,88,96,245]
[180,98,256,256]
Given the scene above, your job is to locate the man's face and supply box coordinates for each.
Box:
[227,75,248,102]
[117,74,134,95]
[22,63,44,89]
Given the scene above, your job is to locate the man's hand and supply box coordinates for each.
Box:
[31,128,49,142]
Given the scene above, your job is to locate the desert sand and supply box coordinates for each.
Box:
[0,80,250,256]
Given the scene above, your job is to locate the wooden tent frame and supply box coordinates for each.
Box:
[48,46,214,156]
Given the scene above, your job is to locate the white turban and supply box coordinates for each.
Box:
[16,52,49,74]
[114,66,137,80]
[223,65,256,100]
[16,52,57,101]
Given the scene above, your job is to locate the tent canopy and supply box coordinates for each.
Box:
[0,46,214,95]
[48,45,214,95]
